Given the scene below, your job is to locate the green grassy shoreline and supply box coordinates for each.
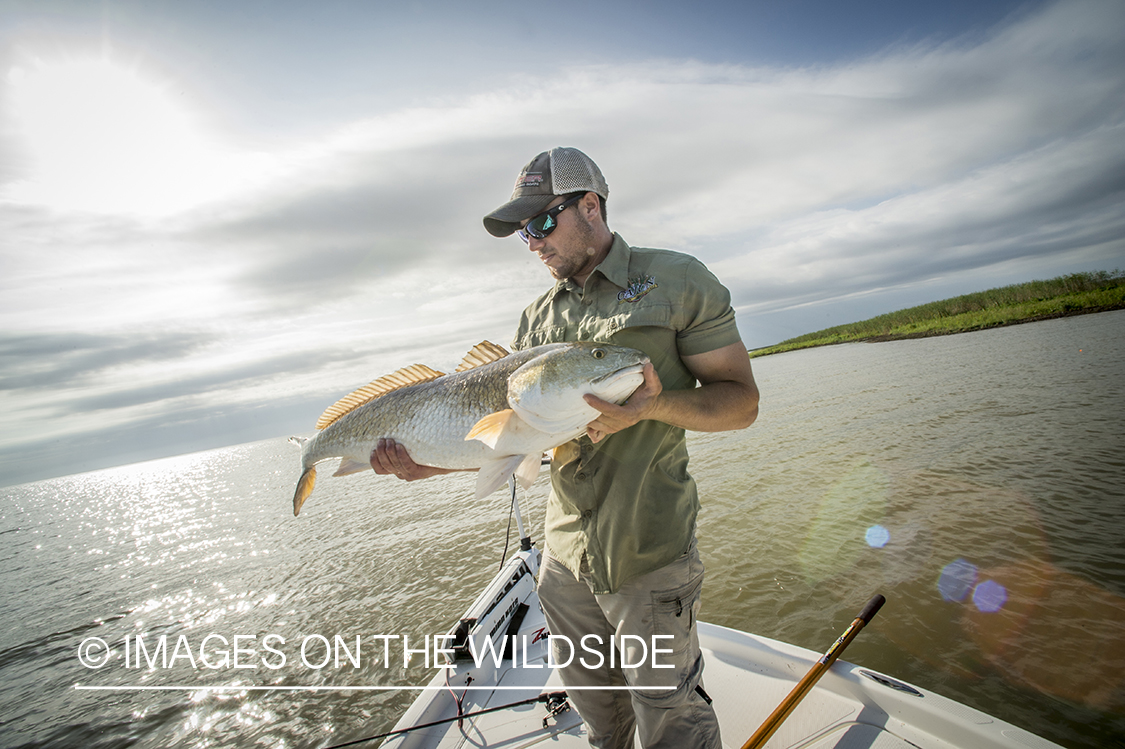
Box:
[749,270,1125,358]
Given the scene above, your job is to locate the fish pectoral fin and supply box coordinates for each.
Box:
[514,453,543,489]
[465,409,519,450]
[474,455,528,499]
[551,440,580,466]
[333,458,371,477]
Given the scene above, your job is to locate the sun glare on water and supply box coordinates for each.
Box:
[5,57,267,216]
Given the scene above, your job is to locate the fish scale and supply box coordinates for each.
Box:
[291,341,648,515]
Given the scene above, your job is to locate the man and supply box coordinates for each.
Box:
[372,147,759,749]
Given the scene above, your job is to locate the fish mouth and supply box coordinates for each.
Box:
[592,362,646,385]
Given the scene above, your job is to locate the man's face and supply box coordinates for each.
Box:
[521,194,600,282]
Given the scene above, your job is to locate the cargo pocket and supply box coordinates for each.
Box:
[651,572,703,656]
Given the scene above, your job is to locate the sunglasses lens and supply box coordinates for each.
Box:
[518,195,580,242]
[519,215,551,242]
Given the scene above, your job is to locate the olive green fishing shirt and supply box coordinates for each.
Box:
[512,233,742,594]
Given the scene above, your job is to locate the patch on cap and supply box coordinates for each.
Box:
[516,171,545,190]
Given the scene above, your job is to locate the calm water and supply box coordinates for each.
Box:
[2,311,1123,749]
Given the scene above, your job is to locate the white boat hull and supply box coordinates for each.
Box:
[380,544,1062,749]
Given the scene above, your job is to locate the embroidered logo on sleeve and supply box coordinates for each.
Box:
[618,275,659,303]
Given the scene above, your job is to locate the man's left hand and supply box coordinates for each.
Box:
[583,362,662,443]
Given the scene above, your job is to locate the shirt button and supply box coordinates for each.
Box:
[582,510,593,519]
[576,472,587,481]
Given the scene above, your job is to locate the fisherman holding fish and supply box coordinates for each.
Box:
[371,147,759,749]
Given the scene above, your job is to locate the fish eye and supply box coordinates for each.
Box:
[592,348,606,359]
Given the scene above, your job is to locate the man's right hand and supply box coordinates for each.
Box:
[369,438,455,481]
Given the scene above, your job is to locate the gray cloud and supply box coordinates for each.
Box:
[0,391,323,488]
[61,347,367,413]
[192,141,513,306]
[0,330,212,391]
[1,0,1123,484]
[716,123,1125,315]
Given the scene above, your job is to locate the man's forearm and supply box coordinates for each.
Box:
[650,379,759,432]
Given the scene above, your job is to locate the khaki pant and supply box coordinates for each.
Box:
[537,543,722,749]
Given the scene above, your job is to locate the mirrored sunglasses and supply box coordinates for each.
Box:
[516,193,584,243]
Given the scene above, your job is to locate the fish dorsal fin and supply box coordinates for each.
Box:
[455,341,510,372]
[315,364,445,430]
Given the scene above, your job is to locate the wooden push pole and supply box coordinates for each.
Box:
[741,594,886,749]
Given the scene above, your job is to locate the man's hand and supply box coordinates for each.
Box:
[583,362,662,443]
[369,438,453,481]
[582,342,759,442]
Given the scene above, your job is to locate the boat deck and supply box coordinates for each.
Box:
[382,599,1061,749]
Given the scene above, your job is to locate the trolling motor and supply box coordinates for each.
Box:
[509,473,534,552]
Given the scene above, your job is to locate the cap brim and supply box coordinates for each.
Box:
[483,194,557,238]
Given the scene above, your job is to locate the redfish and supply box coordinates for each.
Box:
[291,341,647,515]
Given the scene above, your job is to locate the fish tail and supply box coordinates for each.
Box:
[293,467,316,516]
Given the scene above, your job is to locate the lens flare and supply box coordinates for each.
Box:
[966,559,1125,710]
[938,558,978,602]
[865,524,890,548]
[972,579,1008,613]
[798,462,889,585]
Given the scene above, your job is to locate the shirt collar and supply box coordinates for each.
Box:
[594,233,633,290]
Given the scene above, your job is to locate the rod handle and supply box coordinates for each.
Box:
[858,594,886,625]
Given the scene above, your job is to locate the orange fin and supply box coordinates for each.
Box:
[315,364,445,430]
[293,467,317,516]
[551,441,581,466]
[465,409,518,450]
[454,341,510,372]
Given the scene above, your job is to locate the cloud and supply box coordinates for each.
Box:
[180,0,1125,302]
[1,0,1123,484]
[0,391,322,489]
[0,330,211,391]
[716,122,1125,313]
[61,348,368,413]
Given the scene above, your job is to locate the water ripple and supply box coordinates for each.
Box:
[1,311,1123,748]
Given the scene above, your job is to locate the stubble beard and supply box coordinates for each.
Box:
[548,211,600,282]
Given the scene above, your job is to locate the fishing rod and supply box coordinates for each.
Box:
[320,690,569,749]
[741,594,886,749]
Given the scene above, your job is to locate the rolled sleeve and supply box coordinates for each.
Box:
[674,258,742,357]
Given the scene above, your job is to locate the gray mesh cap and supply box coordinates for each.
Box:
[483,147,609,237]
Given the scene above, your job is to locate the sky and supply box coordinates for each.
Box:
[1,0,1123,487]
